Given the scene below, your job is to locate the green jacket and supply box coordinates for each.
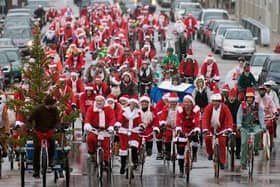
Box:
[161,54,180,69]
[237,72,257,91]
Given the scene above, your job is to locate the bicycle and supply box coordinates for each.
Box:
[227,131,236,172]
[86,127,113,184]
[138,132,154,178]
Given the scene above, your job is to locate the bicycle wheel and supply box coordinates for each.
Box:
[185,150,191,183]
[65,157,70,187]
[20,152,25,187]
[263,132,270,161]
[0,147,2,179]
[139,146,145,178]
[213,144,220,180]
[128,148,133,184]
[9,149,14,170]
[54,170,58,183]
[41,148,48,187]
[230,134,236,171]
[248,145,254,181]
[172,143,176,178]
[97,148,103,181]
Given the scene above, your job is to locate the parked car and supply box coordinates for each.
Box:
[0,50,16,84]
[2,26,33,56]
[0,38,16,48]
[7,8,30,14]
[206,20,240,46]
[25,0,51,15]
[211,24,243,53]
[249,53,276,82]
[197,9,229,42]
[4,17,32,30]
[169,0,198,21]
[258,55,280,92]
[220,28,256,59]
[174,2,202,20]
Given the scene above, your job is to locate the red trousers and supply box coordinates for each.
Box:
[86,132,110,161]
[205,134,227,164]
[118,132,140,156]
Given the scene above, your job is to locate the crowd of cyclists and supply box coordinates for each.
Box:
[0,1,279,182]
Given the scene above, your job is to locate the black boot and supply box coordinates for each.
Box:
[164,142,171,160]
[120,156,126,174]
[178,159,184,178]
[192,146,198,162]
[146,141,153,156]
[132,147,138,170]
[156,141,163,160]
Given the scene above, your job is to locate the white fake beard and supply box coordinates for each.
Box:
[141,110,153,125]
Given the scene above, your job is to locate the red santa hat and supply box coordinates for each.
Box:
[95,74,102,81]
[183,94,195,105]
[70,71,79,76]
[139,94,150,103]
[245,87,255,97]
[111,74,121,85]
[162,92,170,100]
[95,94,105,100]
[210,87,222,101]
[122,72,132,79]
[119,94,129,102]
[222,84,230,92]
[59,75,67,81]
[85,85,94,90]
[186,48,193,59]
[106,94,117,102]
[129,95,139,104]
[228,88,237,98]
[205,54,215,62]
[48,63,57,68]
[168,92,179,102]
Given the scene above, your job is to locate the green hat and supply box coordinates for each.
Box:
[167,47,174,52]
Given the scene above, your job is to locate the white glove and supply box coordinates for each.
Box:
[114,122,121,128]
[84,123,92,132]
[107,126,114,133]
[15,121,24,127]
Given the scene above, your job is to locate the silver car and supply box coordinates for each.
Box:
[211,24,243,53]
[220,28,257,59]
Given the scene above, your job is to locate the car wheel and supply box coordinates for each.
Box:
[213,43,218,54]
[220,49,226,59]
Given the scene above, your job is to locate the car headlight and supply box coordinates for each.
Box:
[27,40,33,47]
[3,65,11,72]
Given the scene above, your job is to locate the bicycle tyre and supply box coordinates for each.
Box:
[213,144,220,179]
[140,146,145,178]
[263,132,270,160]
[230,134,235,171]
[10,150,14,170]
[97,148,103,181]
[20,152,25,187]
[128,148,133,184]
[65,157,70,187]
[172,143,176,178]
[185,150,191,183]
[41,148,48,187]
[0,147,2,179]
[248,145,254,181]
[54,171,58,183]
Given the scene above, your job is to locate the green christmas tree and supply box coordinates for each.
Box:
[7,26,78,144]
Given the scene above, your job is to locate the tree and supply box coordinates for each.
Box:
[7,26,78,144]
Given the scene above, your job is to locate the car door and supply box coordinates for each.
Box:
[259,59,270,84]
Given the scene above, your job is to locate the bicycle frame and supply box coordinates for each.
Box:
[139,132,154,178]
[183,130,196,183]
[247,132,255,182]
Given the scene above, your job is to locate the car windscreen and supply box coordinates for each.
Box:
[0,40,13,47]
[218,26,239,35]
[251,55,268,66]
[0,53,9,65]
[269,60,280,72]
[5,19,31,28]
[179,3,201,9]
[204,12,228,22]
[225,30,253,40]
[3,28,31,39]
[5,50,20,61]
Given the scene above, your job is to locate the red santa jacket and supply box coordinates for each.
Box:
[202,103,233,133]
[178,59,199,77]
[112,103,123,121]
[140,106,159,130]
[183,16,198,33]
[176,105,200,134]
[63,26,73,41]
[117,54,135,68]
[159,105,183,127]
[66,78,85,95]
[79,93,95,115]
[88,82,109,98]
[116,107,143,132]
[73,37,88,49]
[154,99,168,115]
[90,38,103,52]
[200,62,220,79]
[66,55,85,72]
[84,104,116,129]
[140,47,156,61]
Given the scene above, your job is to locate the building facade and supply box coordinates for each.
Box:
[235,0,280,32]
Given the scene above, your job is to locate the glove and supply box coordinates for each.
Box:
[15,121,24,128]
[84,123,92,132]
[107,126,114,133]
[139,125,145,133]
[153,127,160,135]
[71,104,77,111]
